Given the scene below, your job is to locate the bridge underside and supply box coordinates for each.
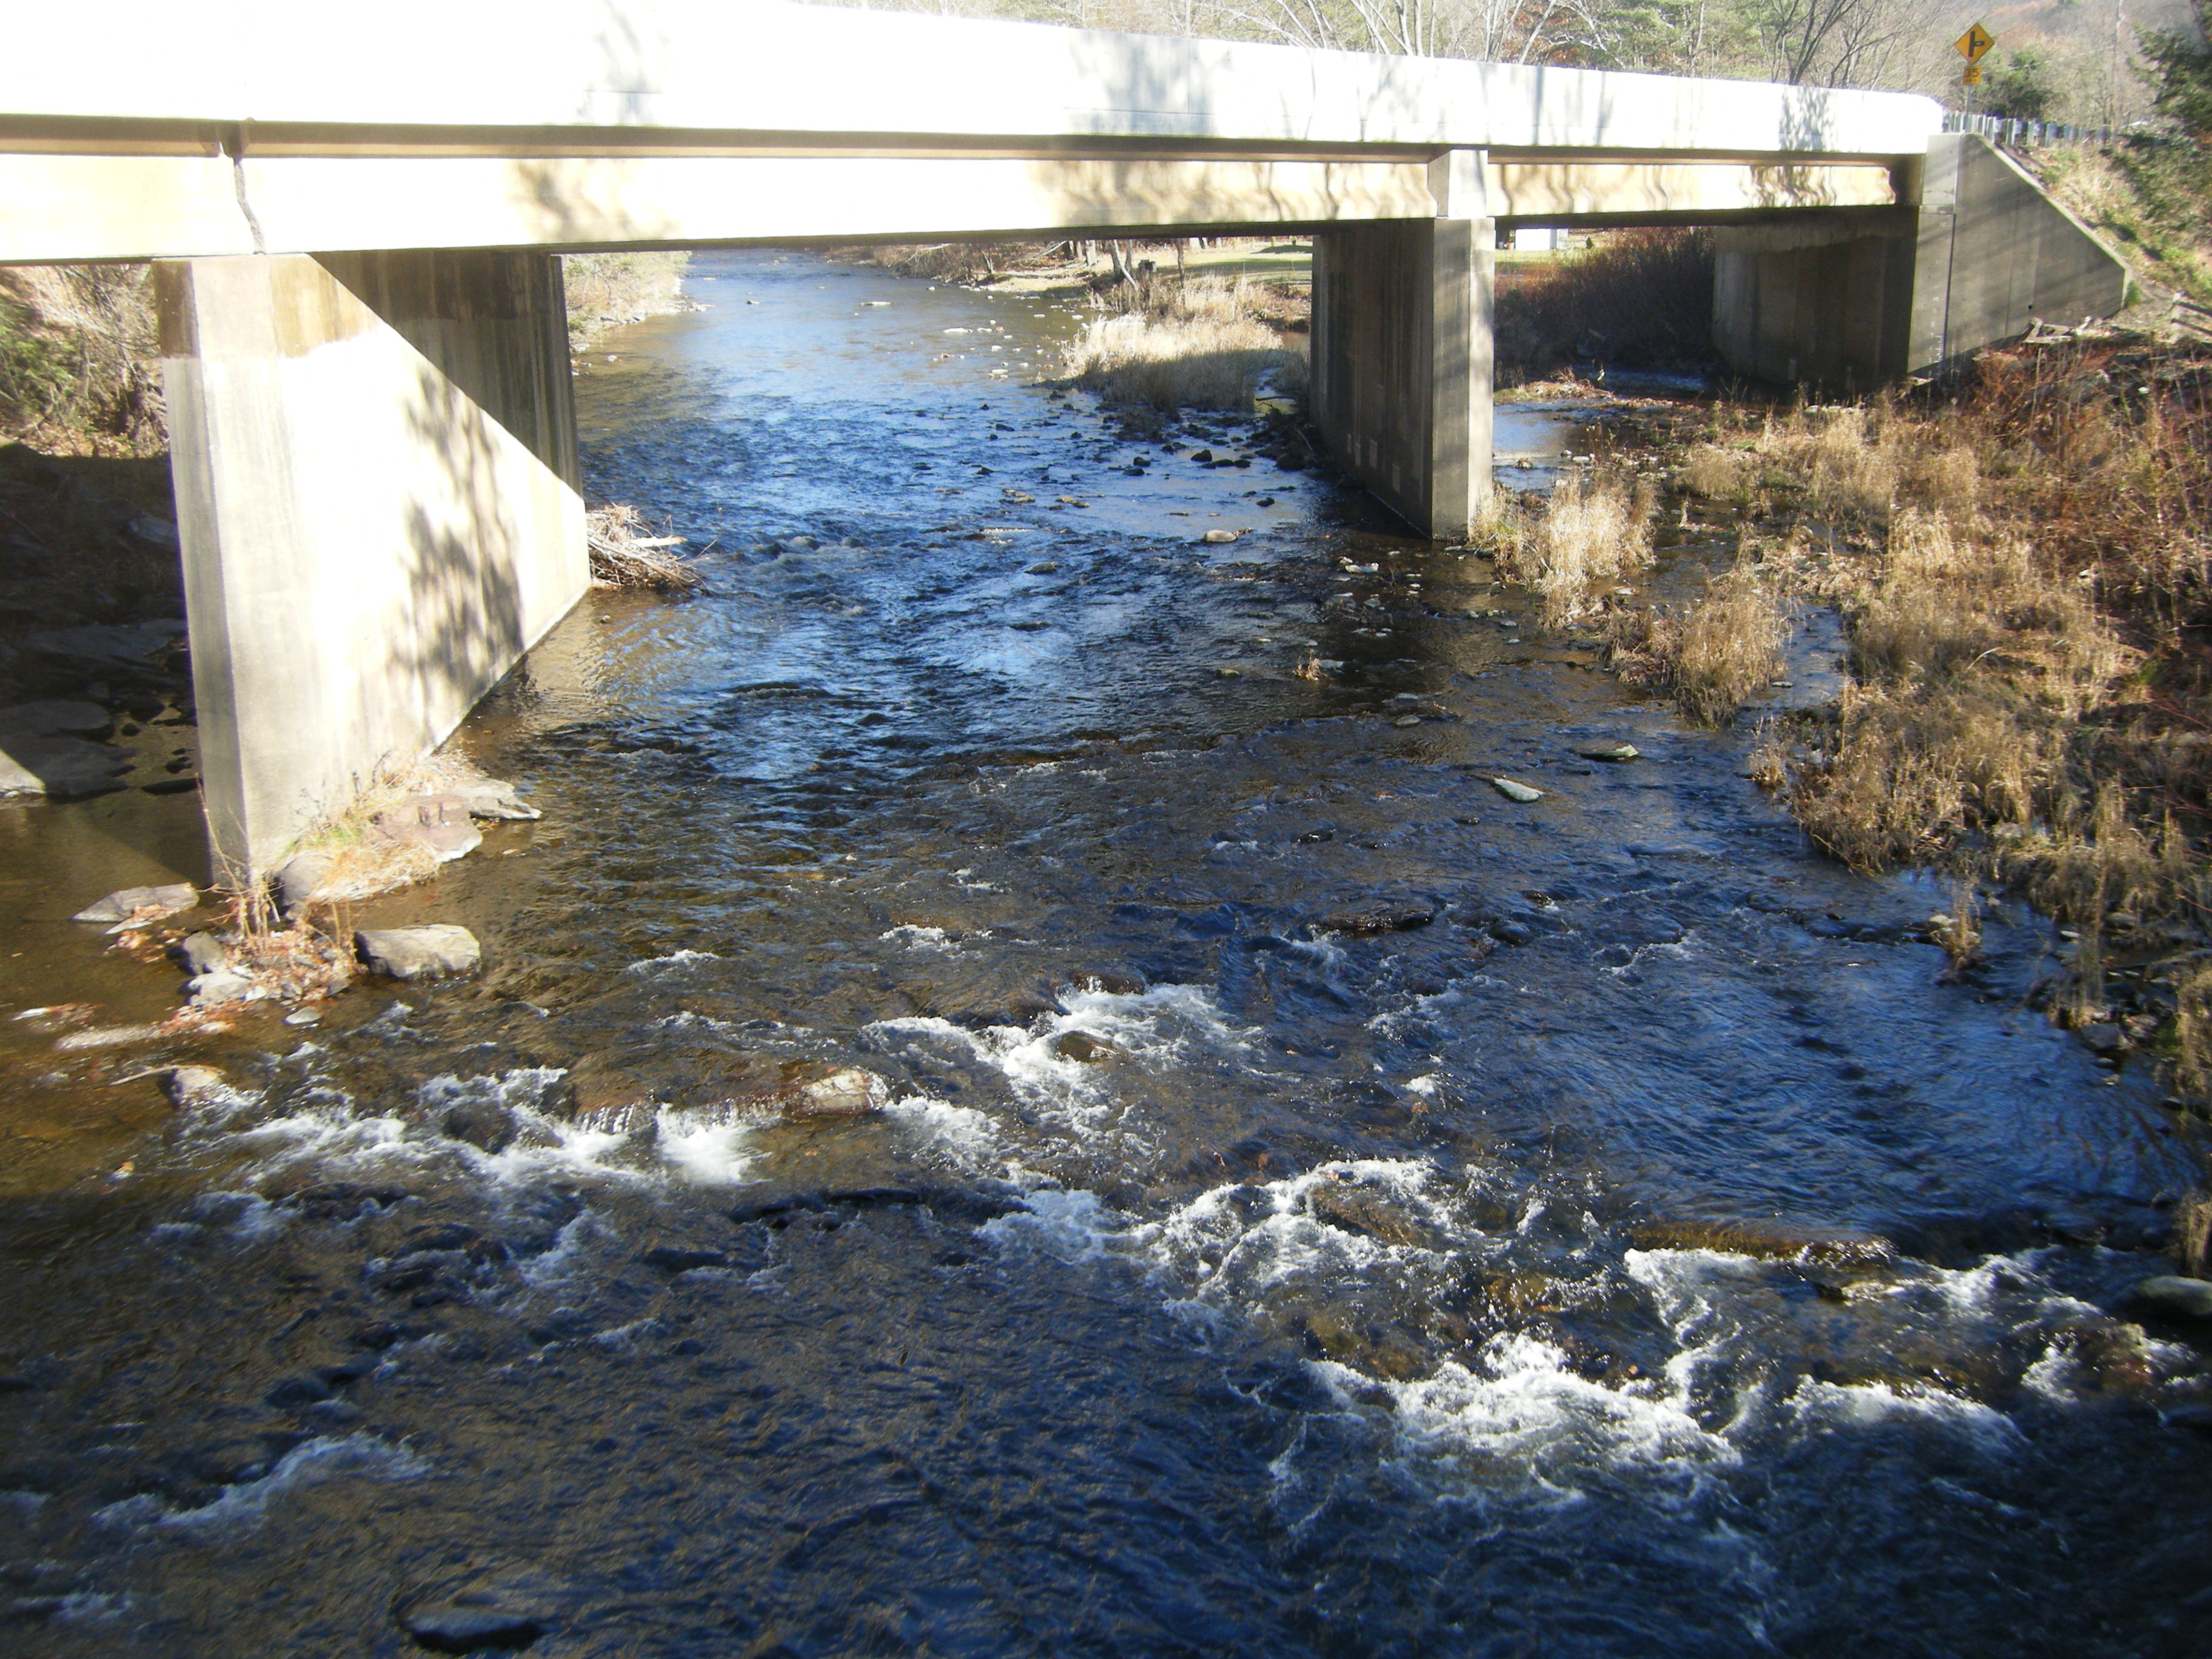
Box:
[0,136,2127,880]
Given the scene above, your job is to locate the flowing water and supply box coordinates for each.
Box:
[5,251,2212,1657]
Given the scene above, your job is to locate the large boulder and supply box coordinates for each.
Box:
[356,925,481,981]
[367,795,482,863]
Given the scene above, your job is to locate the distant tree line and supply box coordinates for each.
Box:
[842,0,2204,122]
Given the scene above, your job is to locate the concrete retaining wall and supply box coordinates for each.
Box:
[159,252,586,877]
[1907,134,2130,375]
[1714,135,2128,388]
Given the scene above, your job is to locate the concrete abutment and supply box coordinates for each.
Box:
[1712,135,2128,390]
[158,250,586,879]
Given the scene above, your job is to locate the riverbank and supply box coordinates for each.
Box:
[1480,330,2212,1111]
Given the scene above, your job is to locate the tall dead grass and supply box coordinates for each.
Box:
[1609,558,1791,725]
[1498,469,1655,623]
[1690,340,2212,1093]
[1060,277,1305,410]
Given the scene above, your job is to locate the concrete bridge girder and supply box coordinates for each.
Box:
[0,152,1899,266]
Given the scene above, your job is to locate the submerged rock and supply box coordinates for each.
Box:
[2129,1275,2212,1320]
[162,1065,230,1107]
[1319,900,1436,936]
[357,925,481,981]
[398,1600,545,1653]
[72,882,197,925]
[1051,1030,1121,1063]
[1490,777,1544,803]
[1574,742,1641,762]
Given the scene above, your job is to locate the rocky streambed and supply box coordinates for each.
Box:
[2,250,2211,1657]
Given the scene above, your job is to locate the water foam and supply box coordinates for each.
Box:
[94,1435,427,1534]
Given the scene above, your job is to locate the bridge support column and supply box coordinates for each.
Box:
[1311,150,1493,539]
[157,250,586,879]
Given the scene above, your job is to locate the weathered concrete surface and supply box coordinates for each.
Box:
[1311,153,1493,540]
[1711,213,1919,390]
[1714,135,2127,387]
[159,253,585,877]
[1906,134,2130,375]
[0,153,1903,266]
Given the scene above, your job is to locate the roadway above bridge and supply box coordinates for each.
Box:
[1,0,1940,264]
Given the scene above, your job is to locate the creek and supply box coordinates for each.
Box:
[4,249,2211,1657]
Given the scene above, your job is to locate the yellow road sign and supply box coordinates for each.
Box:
[1955,22,1994,63]
[1962,64,1983,85]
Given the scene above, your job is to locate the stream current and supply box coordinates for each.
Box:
[6,251,2212,1656]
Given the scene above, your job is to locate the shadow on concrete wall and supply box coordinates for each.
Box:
[394,357,531,753]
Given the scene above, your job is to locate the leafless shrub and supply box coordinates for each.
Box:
[1493,229,1714,383]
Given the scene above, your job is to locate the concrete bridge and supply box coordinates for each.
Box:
[2,0,2127,879]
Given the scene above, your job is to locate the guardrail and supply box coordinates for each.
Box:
[1942,111,2127,147]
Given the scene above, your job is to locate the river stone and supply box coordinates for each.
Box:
[2130,1275,2212,1319]
[398,1600,545,1653]
[175,931,229,977]
[1393,715,1423,727]
[73,882,197,924]
[1320,900,1436,936]
[1201,529,1240,544]
[456,779,542,822]
[1574,742,1641,762]
[1490,776,1544,802]
[187,969,260,1007]
[357,925,481,981]
[1052,1030,1121,1063]
[163,1065,230,1107]
[275,850,337,915]
[791,1067,885,1117]
[369,794,483,862]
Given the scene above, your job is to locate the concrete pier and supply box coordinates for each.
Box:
[1310,153,1495,540]
[158,252,586,877]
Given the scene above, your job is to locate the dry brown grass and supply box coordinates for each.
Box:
[1610,557,1789,725]
[1060,278,1305,410]
[1671,565,1792,725]
[1499,469,1654,623]
[1666,340,2212,1096]
[1681,443,1752,501]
